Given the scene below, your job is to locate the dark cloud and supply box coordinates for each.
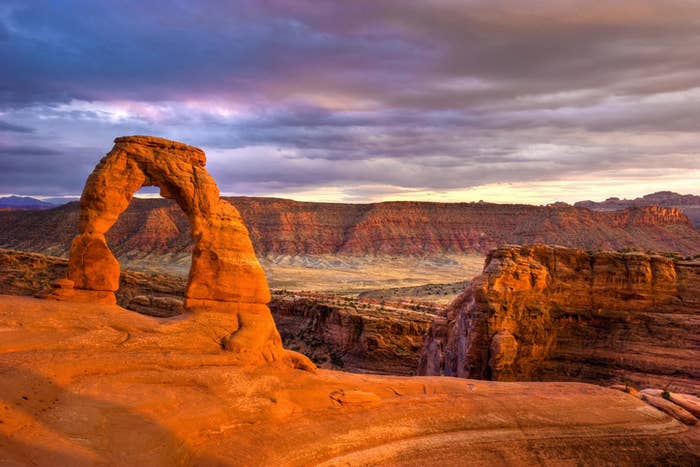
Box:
[0,1,698,199]
[0,142,97,194]
[0,120,33,132]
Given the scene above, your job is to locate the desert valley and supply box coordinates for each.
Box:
[0,135,698,465]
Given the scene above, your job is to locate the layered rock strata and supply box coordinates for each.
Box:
[418,245,700,393]
[1,197,698,260]
[270,293,435,374]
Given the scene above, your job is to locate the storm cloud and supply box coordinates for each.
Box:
[0,0,698,202]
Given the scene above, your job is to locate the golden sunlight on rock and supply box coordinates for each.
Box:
[41,136,312,370]
[0,295,698,465]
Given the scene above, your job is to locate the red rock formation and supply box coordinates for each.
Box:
[234,199,699,257]
[1,197,698,261]
[418,245,700,393]
[270,293,434,374]
[1,294,698,465]
[40,136,311,368]
[64,135,269,307]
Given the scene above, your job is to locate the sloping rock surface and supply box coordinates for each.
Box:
[0,295,697,466]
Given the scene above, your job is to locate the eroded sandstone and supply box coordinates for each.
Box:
[0,295,697,465]
[42,136,306,367]
[418,245,700,392]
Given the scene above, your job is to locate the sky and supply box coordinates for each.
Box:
[1,0,699,204]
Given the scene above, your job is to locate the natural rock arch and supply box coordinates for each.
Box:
[50,135,312,367]
[67,135,270,307]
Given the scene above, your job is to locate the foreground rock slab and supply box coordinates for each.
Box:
[0,295,697,466]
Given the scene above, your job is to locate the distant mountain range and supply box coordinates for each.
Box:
[0,195,698,261]
[0,195,55,210]
[574,191,700,228]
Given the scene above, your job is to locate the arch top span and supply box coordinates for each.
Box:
[65,135,271,307]
[114,135,205,156]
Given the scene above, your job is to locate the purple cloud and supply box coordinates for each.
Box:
[0,0,698,201]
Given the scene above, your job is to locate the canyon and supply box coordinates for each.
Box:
[0,249,437,375]
[4,244,698,393]
[418,245,700,393]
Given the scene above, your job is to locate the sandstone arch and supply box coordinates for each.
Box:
[53,136,311,367]
[68,135,269,306]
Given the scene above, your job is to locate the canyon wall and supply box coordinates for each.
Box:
[0,197,698,259]
[270,294,433,375]
[418,245,700,393]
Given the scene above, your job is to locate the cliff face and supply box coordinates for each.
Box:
[270,294,434,375]
[0,197,698,259]
[418,245,700,392]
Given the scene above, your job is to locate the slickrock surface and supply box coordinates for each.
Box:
[418,245,700,393]
[1,195,698,261]
[0,295,698,466]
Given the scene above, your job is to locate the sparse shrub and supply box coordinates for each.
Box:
[623,380,632,393]
[662,382,672,400]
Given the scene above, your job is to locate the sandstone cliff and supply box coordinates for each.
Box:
[418,245,700,393]
[0,197,698,261]
[270,293,434,375]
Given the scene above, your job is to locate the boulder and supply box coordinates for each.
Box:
[641,394,697,425]
[668,393,700,418]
